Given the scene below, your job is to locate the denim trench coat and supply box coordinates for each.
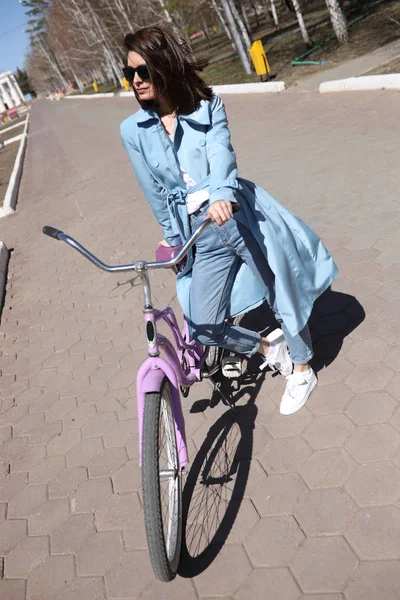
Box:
[121,94,338,337]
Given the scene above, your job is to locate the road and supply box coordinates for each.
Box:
[0,91,399,599]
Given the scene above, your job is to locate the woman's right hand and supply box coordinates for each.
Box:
[159,239,171,247]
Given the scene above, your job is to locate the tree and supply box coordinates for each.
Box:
[15,67,36,96]
[325,0,348,43]
[219,0,252,73]
[289,0,313,48]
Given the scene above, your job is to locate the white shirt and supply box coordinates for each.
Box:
[169,134,209,214]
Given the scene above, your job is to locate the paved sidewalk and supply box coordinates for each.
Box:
[0,92,399,599]
[293,38,400,91]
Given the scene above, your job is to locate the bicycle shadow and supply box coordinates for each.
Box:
[179,287,365,578]
[178,370,263,578]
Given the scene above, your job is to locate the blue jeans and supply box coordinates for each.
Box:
[189,204,313,364]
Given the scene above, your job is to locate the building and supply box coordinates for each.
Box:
[0,71,25,112]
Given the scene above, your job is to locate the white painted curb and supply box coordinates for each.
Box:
[0,241,9,318]
[64,92,115,99]
[119,91,135,97]
[4,133,24,146]
[0,113,30,218]
[213,81,285,94]
[0,120,25,135]
[320,74,400,93]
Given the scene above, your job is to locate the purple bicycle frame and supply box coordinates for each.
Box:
[136,306,208,469]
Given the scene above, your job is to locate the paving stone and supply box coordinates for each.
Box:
[76,531,124,575]
[291,536,358,593]
[234,567,301,600]
[95,492,141,530]
[386,372,400,400]
[71,477,113,513]
[345,362,394,393]
[259,437,312,474]
[222,498,260,544]
[252,473,308,516]
[48,466,88,498]
[11,445,46,473]
[102,419,137,448]
[316,358,354,387]
[90,360,121,383]
[29,497,70,535]
[26,555,75,600]
[0,473,27,502]
[345,461,400,506]
[46,429,81,457]
[29,456,66,484]
[301,596,343,600]
[303,414,355,450]
[66,436,103,467]
[346,506,400,559]
[140,576,197,600]
[63,404,97,429]
[1,435,28,460]
[295,488,357,535]
[112,459,141,493]
[0,579,26,600]
[0,518,27,554]
[83,411,118,438]
[300,449,355,488]
[0,426,12,445]
[345,561,400,600]
[13,412,45,436]
[345,391,397,426]
[4,535,49,578]
[345,424,400,463]
[51,513,96,554]
[29,420,63,446]
[346,338,391,366]
[192,544,252,597]
[385,344,400,372]
[87,446,128,478]
[46,397,78,422]
[265,407,313,439]
[50,576,107,600]
[0,404,29,428]
[8,484,47,518]
[244,516,304,567]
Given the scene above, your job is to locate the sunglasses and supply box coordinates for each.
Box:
[123,65,150,85]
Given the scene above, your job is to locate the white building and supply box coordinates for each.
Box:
[0,71,25,112]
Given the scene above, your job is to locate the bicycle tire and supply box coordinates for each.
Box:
[142,379,182,581]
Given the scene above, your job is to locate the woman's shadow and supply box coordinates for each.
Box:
[179,287,365,577]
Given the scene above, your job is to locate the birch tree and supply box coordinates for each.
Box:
[290,0,313,47]
[325,0,348,42]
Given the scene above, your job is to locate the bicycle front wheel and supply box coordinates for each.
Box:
[142,378,182,581]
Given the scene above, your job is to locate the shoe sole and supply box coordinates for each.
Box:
[280,377,317,415]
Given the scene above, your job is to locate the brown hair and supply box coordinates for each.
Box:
[124,27,213,115]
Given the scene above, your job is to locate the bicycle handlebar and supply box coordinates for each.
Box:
[42,217,213,273]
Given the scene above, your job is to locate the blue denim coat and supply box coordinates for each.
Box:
[121,95,338,337]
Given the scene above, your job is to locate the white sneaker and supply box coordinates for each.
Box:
[260,328,292,377]
[280,368,317,415]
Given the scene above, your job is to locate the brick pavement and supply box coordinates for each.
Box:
[0,91,399,599]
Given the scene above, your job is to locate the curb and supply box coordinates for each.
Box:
[213,81,285,94]
[320,73,400,93]
[65,92,115,99]
[0,113,30,218]
[4,133,24,146]
[0,120,25,135]
[0,242,9,321]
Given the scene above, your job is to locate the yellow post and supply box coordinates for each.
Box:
[92,82,99,93]
[4,116,9,125]
[122,77,130,91]
[250,40,271,79]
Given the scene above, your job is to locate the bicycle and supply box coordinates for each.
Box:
[43,218,246,582]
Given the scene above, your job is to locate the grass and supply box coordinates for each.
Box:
[70,82,122,96]
[201,0,400,86]
[0,143,19,205]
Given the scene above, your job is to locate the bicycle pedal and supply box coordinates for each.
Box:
[221,357,247,379]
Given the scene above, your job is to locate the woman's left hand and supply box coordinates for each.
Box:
[207,201,233,226]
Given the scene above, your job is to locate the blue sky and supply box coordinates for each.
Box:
[0,0,30,74]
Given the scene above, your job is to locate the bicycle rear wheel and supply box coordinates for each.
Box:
[142,378,182,581]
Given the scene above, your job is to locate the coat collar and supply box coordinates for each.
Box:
[136,99,211,126]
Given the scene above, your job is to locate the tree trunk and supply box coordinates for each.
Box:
[240,2,252,36]
[228,0,252,50]
[290,0,313,47]
[220,0,252,73]
[325,0,348,42]
[211,0,234,46]
[269,0,280,29]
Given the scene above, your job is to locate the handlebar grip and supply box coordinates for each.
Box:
[43,226,63,240]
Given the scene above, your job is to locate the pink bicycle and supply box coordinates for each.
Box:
[43,220,244,582]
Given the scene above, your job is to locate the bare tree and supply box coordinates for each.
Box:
[325,0,348,42]
[290,0,313,47]
[220,0,252,73]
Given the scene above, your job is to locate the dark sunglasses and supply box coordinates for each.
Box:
[123,65,150,85]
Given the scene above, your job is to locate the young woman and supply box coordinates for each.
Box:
[121,27,338,415]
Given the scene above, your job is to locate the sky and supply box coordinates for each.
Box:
[0,0,30,74]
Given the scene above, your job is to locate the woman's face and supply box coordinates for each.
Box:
[127,51,155,101]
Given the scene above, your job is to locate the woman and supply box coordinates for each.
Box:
[121,27,338,415]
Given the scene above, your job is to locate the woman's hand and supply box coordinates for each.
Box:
[159,239,171,247]
[207,201,233,226]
